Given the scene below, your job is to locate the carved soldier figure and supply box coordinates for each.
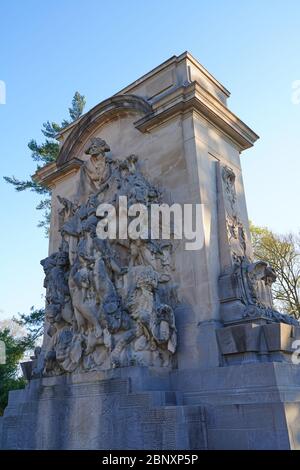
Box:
[41,141,177,375]
[77,138,111,202]
[41,251,73,334]
[69,255,103,338]
[247,261,277,309]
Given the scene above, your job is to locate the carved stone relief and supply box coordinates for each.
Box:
[221,165,247,265]
[218,163,298,326]
[39,138,177,376]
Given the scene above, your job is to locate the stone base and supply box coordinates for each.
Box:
[0,367,206,450]
[172,362,300,450]
[1,363,300,449]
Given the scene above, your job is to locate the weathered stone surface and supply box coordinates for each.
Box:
[0,368,207,450]
[216,161,297,327]
[36,148,178,377]
[217,322,300,364]
[2,52,300,450]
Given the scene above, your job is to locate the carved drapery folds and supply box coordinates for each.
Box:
[217,163,298,326]
[40,139,177,376]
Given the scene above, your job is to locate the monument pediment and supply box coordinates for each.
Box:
[56,94,153,168]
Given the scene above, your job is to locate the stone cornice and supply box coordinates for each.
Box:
[134,82,259,150]
[56,94,152,168]
[34,55,259,189]
[33,158,83,189]
[117,51,230,100]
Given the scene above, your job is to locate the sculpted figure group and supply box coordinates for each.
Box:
[39,138,177,376]
[221,165,298,326]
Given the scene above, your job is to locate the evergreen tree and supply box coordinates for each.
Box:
[3,92,86,235]
[14,307,45,348]
[1,93,86,414]
[0,309,45,415]
[0,328,27,415]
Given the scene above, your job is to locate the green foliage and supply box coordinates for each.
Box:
[28,139,60,164]
[1,93,86,411]
[3,92,86,235]
[2,175,48,194]
[14,307,45,349]
[250,223,300,319]
[0,308,45,416]
[0,328,27,416]
[68,92,86,122]
[42,121,63,139]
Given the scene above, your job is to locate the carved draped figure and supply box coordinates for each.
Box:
[38,140,178,376]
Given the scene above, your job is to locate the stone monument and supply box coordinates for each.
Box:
[1,52,300,450]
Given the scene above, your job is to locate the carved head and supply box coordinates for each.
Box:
[85,138,110,157]
[222,165,237,206]
[40,253,57,275]
[136,266,158,291]
[222,165,236,187]
[264,265,277,286]
[247,261,276,285]
[56,251,69,268]
[45,304,61,325]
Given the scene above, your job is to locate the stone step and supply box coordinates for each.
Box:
[0,376,207,450]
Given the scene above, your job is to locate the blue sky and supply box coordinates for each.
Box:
[0,0,300,321]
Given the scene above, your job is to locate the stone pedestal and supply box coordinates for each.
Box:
[2,363,300,449]
[1,52,300,450]
[0,368,207,450]
[174,362,300,450]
